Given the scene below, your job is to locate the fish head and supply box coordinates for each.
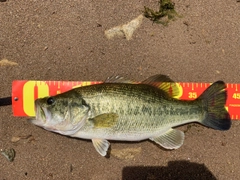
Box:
[31,90,90,135]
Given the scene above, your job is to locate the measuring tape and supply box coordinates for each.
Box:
[12,80,240,119]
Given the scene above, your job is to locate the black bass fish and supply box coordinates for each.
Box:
[30,75,231,156]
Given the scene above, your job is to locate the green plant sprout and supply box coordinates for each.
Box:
[143,0,182,25]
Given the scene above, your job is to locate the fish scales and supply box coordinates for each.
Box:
[75,83,202,135]
[31,74,231,156]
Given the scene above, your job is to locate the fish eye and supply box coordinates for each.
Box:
[47,97,55,105]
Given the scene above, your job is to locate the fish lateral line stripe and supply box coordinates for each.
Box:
[11,80,240,119]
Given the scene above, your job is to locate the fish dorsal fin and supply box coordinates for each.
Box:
[92,139,110,156]
[149,128,184,149]
[142,74,179,97]
[90,113,119,128]
[105,75,135,84]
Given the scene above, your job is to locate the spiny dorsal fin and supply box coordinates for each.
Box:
[90,113,119,128]
[142,74,180,97]
[105,75,135,84]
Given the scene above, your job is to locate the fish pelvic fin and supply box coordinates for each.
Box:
[149,128,184,149]
[198,81,231,130]
[92,139,110,156]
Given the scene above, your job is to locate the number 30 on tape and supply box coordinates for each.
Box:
[12,80,240,119]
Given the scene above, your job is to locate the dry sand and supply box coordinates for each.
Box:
[0,0,240,179]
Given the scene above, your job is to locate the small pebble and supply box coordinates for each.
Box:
[1,148,15,162]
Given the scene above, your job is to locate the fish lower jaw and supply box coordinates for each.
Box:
[44,126,57,131]
[29,119,45,127]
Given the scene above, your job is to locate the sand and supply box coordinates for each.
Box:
[0,0,240,179]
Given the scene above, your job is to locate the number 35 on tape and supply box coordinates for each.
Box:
[12,80,240,120]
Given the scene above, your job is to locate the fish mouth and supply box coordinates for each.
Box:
[31,102,49,127]
[37,106,45,121]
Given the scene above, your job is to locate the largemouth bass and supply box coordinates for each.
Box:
[30,75,231,156]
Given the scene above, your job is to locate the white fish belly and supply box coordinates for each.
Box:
[71,117,199,141]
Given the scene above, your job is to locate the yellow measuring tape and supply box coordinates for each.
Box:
[11,80,240,119]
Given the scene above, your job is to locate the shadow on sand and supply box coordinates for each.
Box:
[122,160,217,180]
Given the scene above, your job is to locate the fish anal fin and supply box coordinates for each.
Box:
[149,128,184,149]
[90,113,119,128]
[142,74,179,97]
[92,139,110,156]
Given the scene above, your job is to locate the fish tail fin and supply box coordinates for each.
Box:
[197,81,231,130]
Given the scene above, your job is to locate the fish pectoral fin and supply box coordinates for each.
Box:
[92,139,110,156]
[90,113,118,128]
[149,128,184,149]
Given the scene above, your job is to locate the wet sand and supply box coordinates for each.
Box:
[0,0,240,179]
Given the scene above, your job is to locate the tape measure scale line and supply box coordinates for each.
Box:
[226,83,240,120]
[11,81,240,119]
